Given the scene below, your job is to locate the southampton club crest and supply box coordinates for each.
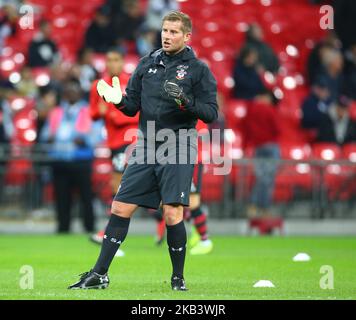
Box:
[176,65,189,80]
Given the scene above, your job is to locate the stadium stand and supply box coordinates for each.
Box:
[0,0,355,217]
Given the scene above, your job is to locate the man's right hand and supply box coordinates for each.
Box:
[97,76,123,105]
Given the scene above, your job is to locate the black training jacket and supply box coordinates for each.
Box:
[116,46,218,135]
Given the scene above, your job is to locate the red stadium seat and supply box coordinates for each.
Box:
[311,143,355,201]
[342,143,356,162]
[225,99,248,130]
[312,143,341,161]
[274,143,313,202]
[201,163,225,203]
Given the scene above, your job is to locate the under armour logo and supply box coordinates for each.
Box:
[148,68,157,74]
[171,247,184,252]
[108,236,122,244]
[181,192,185,198]
[100,276,108,283]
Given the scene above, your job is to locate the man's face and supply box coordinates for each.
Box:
[64,83,81,104]
[106,52,124,76]
[41,23,51,38]
[336,105,348,119]
[161,20,191,54]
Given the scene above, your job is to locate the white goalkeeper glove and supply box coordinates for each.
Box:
[96,76,123,104]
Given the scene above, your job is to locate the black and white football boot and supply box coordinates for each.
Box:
[171,276,188,291]
[68,270,109,289]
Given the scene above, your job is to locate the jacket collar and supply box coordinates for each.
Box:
[151,46,195,65]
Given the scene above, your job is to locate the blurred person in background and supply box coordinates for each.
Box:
[70,48,98,101]
[40,79,103,233]
[233,47,266,100]
[316,95,356,145]
[241,23,279,74]
[136,24,157,57]
[88,48,138,253]
[28,19,60,67]
[0,86,14,204]
[35,86,58,143]
[301,76,332,130]
[240,89,281,219]
[105,0,124,19]
[146,0,179,47]
[32,86,58,210]
[334,0,356,50]
[112,0,145,48]
[84,5,115,53]
[15,66,38,98]
[0,3,17,53]
[307,31,342,84]
[316,47,344,103]
[343,43,356,100]
[48,63,70,102]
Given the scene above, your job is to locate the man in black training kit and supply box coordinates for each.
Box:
[68,11,218,291]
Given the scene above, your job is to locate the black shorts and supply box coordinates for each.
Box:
[190,163,203,194]
[111,145,130,173]
[114,161,195,209]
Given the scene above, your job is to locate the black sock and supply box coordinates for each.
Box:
[93,214,130,275]
[191,207,208,241]
[166,220,186,279]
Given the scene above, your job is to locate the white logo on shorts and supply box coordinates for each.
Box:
[181,192,185,198]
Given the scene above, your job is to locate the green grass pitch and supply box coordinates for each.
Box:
[1,235,355,300]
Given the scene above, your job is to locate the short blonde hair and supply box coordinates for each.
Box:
[162,11,192,34]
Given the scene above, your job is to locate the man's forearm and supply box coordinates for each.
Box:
[187,100,218,123]
[114,96,140,117]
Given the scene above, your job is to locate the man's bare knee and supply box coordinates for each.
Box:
[163,204,183,226]
[111,201,137,218]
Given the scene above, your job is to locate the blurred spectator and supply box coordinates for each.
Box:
[317,48,344,103]
[307,31,342,84]
[105,0,124,18]
[316,96,356,145]
[48,63,70,103]
[240,90,281,218]
[0,4,17,53]
[0,90,14,204]
[233,47,265,100]
[84,6,115,53]
[15,66,38,98]
[0,91,14,144]
[32,86,58,209]
[28,20,59,67]
[146,0,179,47]
[113,0,145,46]
[301,76,332,130]
[136,24,157,57]
[343,43,356,100]
[40,79,103,233]
[35,86,58,142]
[241,23,280,74]
[334,0,356,50]
[70,48,98,100]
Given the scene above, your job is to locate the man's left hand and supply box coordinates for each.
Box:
[163,80,191,108]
